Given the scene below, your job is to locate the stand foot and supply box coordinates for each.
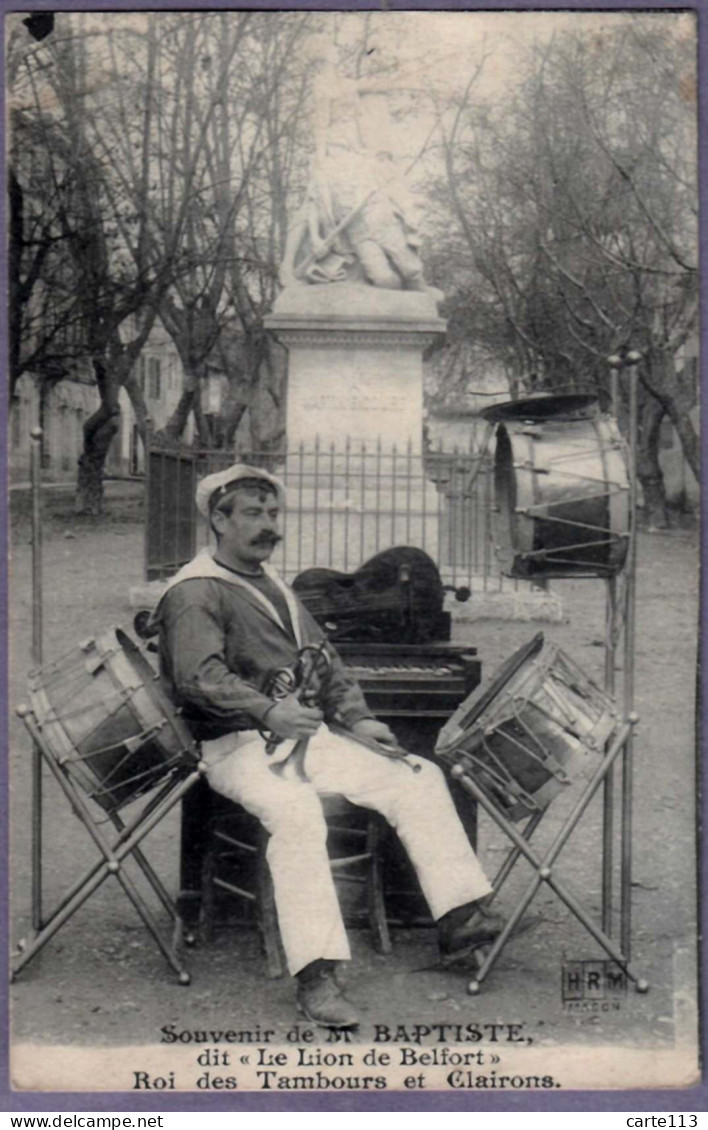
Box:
[635,978,650,994]
[467,980,480,995]
[178,971,191,986]
[183,932,197,948]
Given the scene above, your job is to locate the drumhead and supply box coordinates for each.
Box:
[435,633,544,756]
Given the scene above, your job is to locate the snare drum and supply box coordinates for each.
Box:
[493,413,630,579]
[28,629,198,815]
[435,633,619,821]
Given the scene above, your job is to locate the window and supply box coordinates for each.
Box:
[61,407,71,471]
[138,355,147,393]
[148,357,161,400]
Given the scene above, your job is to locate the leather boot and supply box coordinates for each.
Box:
[296,960,360,1029]
[438,901,506,957]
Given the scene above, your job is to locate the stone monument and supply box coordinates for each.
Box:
[264,39,446,575]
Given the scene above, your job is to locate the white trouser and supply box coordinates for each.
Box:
[203,726,492,976]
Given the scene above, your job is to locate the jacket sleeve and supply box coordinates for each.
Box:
[159,583,275,727]
[298,605,375,728]
[323,646,377,729]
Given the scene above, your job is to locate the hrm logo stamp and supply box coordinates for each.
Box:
[562,960,628,1010]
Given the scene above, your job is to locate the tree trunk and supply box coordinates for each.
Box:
[161,387,197,444]
[643,347,699,482]
[223,400,249,449]
[75,407,121,515]
[74,308,162,510]
[74,359,121,515]
[156,366,205,445]
[636,395,669,529]
[663,400,699,486]
[215,330,264,451]
[638,473,668,529]
[123,372,151,444]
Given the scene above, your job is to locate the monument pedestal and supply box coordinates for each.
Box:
[265,284,446,576]
[266,284,445,450]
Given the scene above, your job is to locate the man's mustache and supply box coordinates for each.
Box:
[250,532,283,547]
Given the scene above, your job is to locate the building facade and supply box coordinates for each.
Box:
[8,320,189,483]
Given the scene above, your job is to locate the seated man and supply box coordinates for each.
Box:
[155,462,502,1028]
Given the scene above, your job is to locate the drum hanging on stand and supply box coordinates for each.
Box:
[435,632,620,822]
[28,628,198,815]
[483,395,630,579]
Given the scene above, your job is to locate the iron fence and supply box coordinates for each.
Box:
[145,436,511,591]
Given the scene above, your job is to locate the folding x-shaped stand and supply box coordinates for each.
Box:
[450,715,650,995]
[12,705,207,986]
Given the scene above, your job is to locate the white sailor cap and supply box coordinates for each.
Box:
[195,463,286,518]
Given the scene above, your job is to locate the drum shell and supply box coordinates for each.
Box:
[457,709,585,821]
[29,629,196,813]
[494,415,630,578]
[437,640,620,821]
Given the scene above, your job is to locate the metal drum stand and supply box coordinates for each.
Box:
[12,430,206,985]
[14,700,206,985]
[463,366,647,990]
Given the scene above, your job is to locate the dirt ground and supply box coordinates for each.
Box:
[7,483,701,1073]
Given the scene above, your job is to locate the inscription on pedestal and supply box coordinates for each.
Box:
[298,392,409,415]
[286,343,428,449]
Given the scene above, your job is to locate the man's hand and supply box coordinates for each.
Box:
[350,717,397,747]
[265,694,323,740]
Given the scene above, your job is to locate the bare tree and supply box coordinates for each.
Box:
[7,21,86,399]
[427,18,698,523]
[18,13,264,510]
[141,13,311,455]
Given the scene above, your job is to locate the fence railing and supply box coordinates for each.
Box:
[145,436,511,591]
